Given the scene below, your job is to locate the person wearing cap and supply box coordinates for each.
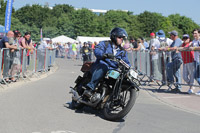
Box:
[188,29,200,95]
[166,30,183,93]
[149,32,161,80]
[149,32,160,50]
[157,30,173,48]
[178,34,195,94]
[157,30,173,84]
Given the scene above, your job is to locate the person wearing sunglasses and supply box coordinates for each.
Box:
[178,34,195,94]
[83,27,131,96]
[166,30,183,93]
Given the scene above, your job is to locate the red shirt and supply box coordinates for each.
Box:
[181,42,194,64]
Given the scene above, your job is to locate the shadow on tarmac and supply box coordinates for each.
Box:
[144,88,189,95]
[63,102,125,122]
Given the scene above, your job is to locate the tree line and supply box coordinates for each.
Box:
[0,1,199,41]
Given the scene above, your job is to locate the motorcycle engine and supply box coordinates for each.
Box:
[90,93,101,103]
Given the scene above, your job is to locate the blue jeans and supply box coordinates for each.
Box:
[166,59,182,89]
[194,61,200,85]
[87,63,108,90]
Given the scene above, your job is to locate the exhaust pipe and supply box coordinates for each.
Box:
[69,86,107,108]
[70,88,80,101]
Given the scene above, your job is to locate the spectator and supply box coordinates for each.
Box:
[130,37,138,69]
[71,42,77,60]
[178,34,195,94]
[80,42,92,63]
[59,43,65,58]
[0,31,18,82]
[157,30,173,48]
[188,29,200,95]
[157,30,173,83]
[149,32,161,79]
[92,41,96,50]
[76,41,81,60]
[166,30,183,93]
[143,38,149,49]
[0,31,17,50]
[37,40,52,71]
[20,32,34,67]
[130,37,137,49]
[67,42,73,59]
[157,29,173,63]
[55,43,59,58]
[123,39,132,52]
[133,38,145,51]
[123,40,133,61]
[20,31,34,53]
[9,30,22,82]
[63,43,69,58]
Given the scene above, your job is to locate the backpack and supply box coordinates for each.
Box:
[158,38,168,48]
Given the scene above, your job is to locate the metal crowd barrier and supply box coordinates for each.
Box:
[56,48,96,62]
[128,49,200,89]
[0,48,56,86]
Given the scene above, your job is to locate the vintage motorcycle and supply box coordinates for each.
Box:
[70,58,140,121]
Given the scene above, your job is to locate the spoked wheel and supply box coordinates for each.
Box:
[103,85,137,121]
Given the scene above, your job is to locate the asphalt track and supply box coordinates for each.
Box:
[0,58,199,133]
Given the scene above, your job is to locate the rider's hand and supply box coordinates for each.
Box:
[102,53,114,59]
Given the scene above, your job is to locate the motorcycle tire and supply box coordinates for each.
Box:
[103,86,137,121]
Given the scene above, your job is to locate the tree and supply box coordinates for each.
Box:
[51,4,74,18]
[104,10,130,32]
[71,8,98,37]
[168,14,200,38]
[14,4,51,28]
[1,3,199,41]
[56,14,75,38]
[137,11,161,37]
[0,0,6,18]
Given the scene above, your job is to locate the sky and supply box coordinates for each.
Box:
[13,0,200,25]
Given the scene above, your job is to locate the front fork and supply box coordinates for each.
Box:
[112,74,124,101]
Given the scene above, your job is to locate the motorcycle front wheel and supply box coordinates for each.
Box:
[103,85,137,121]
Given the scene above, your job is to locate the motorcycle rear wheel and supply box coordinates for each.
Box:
[103,86,137,121]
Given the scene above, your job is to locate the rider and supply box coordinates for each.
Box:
[84,27,131,95]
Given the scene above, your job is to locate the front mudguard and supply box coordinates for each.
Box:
[122,80,140,91]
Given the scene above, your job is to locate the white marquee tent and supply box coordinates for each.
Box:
[76,36,110,44]
[52,35,76,44]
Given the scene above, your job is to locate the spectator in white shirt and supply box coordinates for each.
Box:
[149,32,162,80]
